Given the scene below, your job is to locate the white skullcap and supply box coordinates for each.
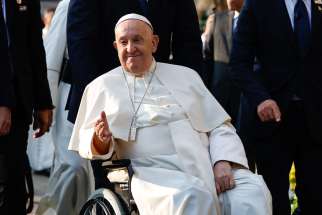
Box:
[115,13,153,32]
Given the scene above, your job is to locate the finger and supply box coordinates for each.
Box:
[97,122,106,133]
[223,176,231,191]
[262,109,274,122]
[0,121,10,135]
[102,128,111,138]
[217,178,226,193]
[95,117,104,125]
[257,108,266,122]
[215,181,221,194]
[98,127,111,140]
[97,123,109,137]
[258,111,266,122]
[262,109,271,122]
[272,104,281,122]
[229,176,235,189]
[101,111,109,129]
[3,122,11,135]
[101,132,112,142]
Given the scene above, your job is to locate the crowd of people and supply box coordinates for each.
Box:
[0,0,322,214]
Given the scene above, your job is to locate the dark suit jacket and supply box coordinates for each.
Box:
[3,0,53,123]
[230,0,322,143]
[0,10,13,108]
[67,0,203,122]
[203,11,240,118]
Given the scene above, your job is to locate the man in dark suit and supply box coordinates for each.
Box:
[203,0,243,123]
[203,0,258,171]
[230,0,322,214]
[67,0,203,188]
[0,0,53,214]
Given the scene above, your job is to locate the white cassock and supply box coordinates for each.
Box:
[35,0,94,214]
[69,61,272,215]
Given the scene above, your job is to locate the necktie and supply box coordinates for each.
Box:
[233,16,238,35]
[138,0,148,16]
[294,0,310,57]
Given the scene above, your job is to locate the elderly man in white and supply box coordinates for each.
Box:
[69,13,271,215]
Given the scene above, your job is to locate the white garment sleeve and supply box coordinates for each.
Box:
[209,122,249,169]
[89,136,116,160]
[44,0,69,108]
[69,85,116,160]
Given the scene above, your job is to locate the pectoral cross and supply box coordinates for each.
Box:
[129,116,137,142]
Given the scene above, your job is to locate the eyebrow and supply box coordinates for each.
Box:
[118,34,144,41]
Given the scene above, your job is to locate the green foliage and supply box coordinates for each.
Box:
[289,164,298,214]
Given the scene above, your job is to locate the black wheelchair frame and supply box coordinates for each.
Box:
[79,159,139,215]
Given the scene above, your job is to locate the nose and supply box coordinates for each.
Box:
[126,41,136,53]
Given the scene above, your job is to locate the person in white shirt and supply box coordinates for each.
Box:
[33,1,94,214]
[69,13,271,215]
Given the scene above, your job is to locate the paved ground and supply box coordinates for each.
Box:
[27,173,49,215]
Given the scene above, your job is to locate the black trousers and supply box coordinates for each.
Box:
[0,119,29,215]
[211,64,241,126]
[254,101,322,215]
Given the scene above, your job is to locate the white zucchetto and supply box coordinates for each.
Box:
[115,13,153,32]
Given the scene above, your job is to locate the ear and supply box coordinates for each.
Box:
[151,35,159,53]
[113,41,117,50]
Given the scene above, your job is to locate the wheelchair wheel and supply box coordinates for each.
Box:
[80,188,130,215]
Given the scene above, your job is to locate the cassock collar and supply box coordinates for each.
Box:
[124,58,156,79]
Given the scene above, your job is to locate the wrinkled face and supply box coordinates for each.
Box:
[114,20,159,76]
[226,0,244,11]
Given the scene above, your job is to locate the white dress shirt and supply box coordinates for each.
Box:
[284,0,312,29]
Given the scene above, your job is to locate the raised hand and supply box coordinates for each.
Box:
[94,111,112,143]
[92,111,113,155]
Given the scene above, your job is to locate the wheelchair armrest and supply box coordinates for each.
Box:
[102,159,131,170]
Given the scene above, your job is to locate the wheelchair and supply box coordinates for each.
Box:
[79,159,139,215]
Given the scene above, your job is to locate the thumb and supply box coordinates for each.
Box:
[229,175,235,188]
[272,103,281,122]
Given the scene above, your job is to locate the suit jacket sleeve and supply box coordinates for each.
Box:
[67,0,101,122]
[28,0,53,110]
[171,0,203,76]
[0,12,14,108]
[229,0,270,108]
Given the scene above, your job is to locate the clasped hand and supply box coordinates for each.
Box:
[257,99,281,122]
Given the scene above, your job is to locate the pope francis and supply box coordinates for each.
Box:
[69,13,272,215]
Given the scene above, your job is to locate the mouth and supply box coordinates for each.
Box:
[127,55,141,58]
